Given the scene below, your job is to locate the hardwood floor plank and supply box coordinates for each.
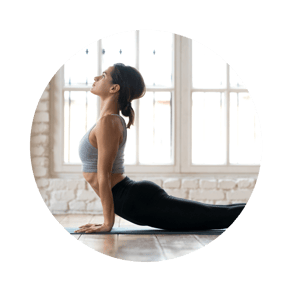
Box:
[194,235,220,246]
[72,234,82,240]
[78,216,164,261]
[116,235,167,262]
[155,234,204,260]
[53,214,68,223]
[52,214,86,240]
[74,214,120,257]
[52,214,222,261]
[59,214,94,228]
[79,234,119,258]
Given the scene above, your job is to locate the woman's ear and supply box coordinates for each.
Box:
[111,84,120,93]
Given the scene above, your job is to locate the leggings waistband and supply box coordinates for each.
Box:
[112,176,132,193]
[111,176,135,216]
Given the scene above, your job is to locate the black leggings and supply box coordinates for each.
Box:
[112,176,245,231]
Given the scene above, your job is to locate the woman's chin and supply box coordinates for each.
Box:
[90,88,101,97]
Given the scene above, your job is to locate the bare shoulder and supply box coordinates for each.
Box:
[96,114,122,128]
[94,115,123,141]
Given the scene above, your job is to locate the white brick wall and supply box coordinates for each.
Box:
[182,178,198,189]
[76,190,98,201]
[218,179,236,189]
[33,112,50,123]
[86,200,102,212]
[163,178,181,188]
[226,189,253,201]
[190,189,225,200]
[30,83,257,214]
[199,179,217,189]
[165,188,188,198]
[69,200,86,211]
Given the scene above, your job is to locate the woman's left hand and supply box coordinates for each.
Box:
[74,223,113,233]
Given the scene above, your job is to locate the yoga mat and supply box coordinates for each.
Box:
[65,226,225,235]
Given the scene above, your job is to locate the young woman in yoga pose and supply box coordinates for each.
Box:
[75,63,245,233]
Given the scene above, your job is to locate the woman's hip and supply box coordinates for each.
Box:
[111,176,166,225]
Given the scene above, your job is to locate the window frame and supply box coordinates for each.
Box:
[50,32,260,178]
[180,36,260,174]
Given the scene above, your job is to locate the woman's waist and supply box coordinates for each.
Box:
[111,173,127,189]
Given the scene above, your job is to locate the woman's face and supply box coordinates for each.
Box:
[90,65,118,98]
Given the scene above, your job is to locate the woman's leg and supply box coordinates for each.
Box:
[122,180,245,231]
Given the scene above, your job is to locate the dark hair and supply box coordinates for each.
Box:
[110,63,146,129]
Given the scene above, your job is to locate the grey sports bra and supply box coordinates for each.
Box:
[78,114,127,173]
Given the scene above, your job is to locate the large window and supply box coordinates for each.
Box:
[186,39,261,172]
[51,30,261,177]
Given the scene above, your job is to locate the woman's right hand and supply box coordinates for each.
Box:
[74,223,113,233]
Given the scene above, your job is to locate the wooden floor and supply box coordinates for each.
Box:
[54,214,221,262]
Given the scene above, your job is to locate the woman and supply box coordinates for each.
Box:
[75,63,245,233]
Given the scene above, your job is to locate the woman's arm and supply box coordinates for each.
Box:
[97,175,115,227]
[95,115,122,227]
[74,180,114,233]
[75,115,122,234]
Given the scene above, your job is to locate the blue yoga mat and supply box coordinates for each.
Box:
[65,226,226,235]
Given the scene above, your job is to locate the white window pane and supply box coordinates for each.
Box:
[139,30,173,87]
[192,92,226,165]
[64,91,98,164]
[123,101,137,165]
[230,93,262,164]
[230,66,245,88]
[139,91,172,164]
[85,93,98,130]
[64,42,98,86]
[101,31,136,71]
[192,41,226,88]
